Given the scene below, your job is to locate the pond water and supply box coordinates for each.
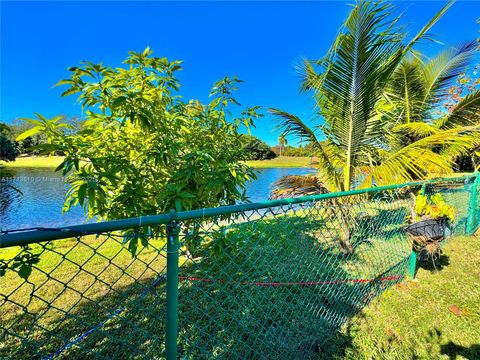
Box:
[0,167,315,231]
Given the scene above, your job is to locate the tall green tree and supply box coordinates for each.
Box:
[270,0,478,193]
[241,135,276,160]
[18,49,261,243]
[0,123,16,161]
[278,134,287,156]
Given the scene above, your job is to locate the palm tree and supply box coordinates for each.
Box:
[383,44,480,161]
[270,0,478,195]
[278,134,287,156]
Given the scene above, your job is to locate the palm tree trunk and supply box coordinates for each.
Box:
[344,164,353,191]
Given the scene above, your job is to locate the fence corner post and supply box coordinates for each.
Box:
[466,173,480,236]
[166,210,180,360]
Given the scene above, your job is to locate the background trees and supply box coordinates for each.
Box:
[0,123,16,161]
[278,134,287,156]
[240,135,276,160]
[18,49,261,226]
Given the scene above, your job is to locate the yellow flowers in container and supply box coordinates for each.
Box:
[414,193,455,222]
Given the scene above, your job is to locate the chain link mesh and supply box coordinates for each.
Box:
[425,177,475,236]
[0,176,478,359]
[1,229,167,359]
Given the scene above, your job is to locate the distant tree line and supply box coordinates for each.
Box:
[0,123,16,161]
[241,135,317,159]
[1,118,314,163]
[268,142,315,157]
[240,135,276,160]
[0,116,83,161]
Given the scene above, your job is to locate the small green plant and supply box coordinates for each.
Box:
[414,193,455,222]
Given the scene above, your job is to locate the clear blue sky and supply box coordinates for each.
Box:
[1,1,479,146]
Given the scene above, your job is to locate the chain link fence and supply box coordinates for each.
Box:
[1,174,478,359]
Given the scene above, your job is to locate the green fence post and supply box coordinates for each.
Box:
[420,183,427,197]
[409,183,426,279]
[466,173,480,236]
[409,250,417,279]
[166,214,180,360]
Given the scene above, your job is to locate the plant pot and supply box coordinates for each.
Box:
[406,218,450,241]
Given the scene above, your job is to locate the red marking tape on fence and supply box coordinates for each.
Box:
[178,275,401,287]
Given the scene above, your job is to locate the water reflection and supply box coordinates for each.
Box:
[0,167,316,231]
[0,167,88,231]
[245,167,316,203]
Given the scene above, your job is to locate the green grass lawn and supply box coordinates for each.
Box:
[1,195,477,359]
[3,155,315,169]
[320,235,480,359]
[1,155,65,168]
[0,234,168,359]
[0,198,413,359]
[245,156,315,168]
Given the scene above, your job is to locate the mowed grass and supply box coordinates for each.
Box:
[0,234,168,359]
[3,155,315,169]
[1,155,65,168]
[1,196,477,358]
[245,156,315,168]
[320,235,480,359]
[1,199,413,359]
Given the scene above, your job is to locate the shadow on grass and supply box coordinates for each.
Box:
[2,207,412,359]
[441,341,480,359]
[2,272,167,359]
[174,215,409,359]
[311,316,361,359]
[417,252,450,273]
[428,328,480,360]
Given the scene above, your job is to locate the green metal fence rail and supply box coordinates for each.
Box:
[1,174,478,359]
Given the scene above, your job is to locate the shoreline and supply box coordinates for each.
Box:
[2,156,316,169]
[1,156,65,169]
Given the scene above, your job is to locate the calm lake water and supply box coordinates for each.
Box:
[0,167,315,231]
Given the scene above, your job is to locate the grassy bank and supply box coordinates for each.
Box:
[245,156,315,168]
[1,156,64,168]
[3,155,316,169]
[321,235,480,359]
[2,156,473,176]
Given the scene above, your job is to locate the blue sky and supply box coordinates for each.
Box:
[1,1,479,146]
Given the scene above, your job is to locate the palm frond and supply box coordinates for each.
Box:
[298,59,325,93]
[393,122,439,138]
[437,90,480,129]
[362,126,480,186]
[318,1,409,189]
[384,58,426,124]
[421,41,477,107]
[401,1,454,55]
[272,0,455,191]
[380,0,455,84]
[270,175,329,200]
[269,108,321,146]
[440,127,480,160]
[269,108,343,189]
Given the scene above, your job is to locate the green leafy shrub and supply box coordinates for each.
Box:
[17,48,262,253]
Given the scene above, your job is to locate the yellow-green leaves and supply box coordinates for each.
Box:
[15,126,42,141]
[16,49,259,255]
[415,193,455,221]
